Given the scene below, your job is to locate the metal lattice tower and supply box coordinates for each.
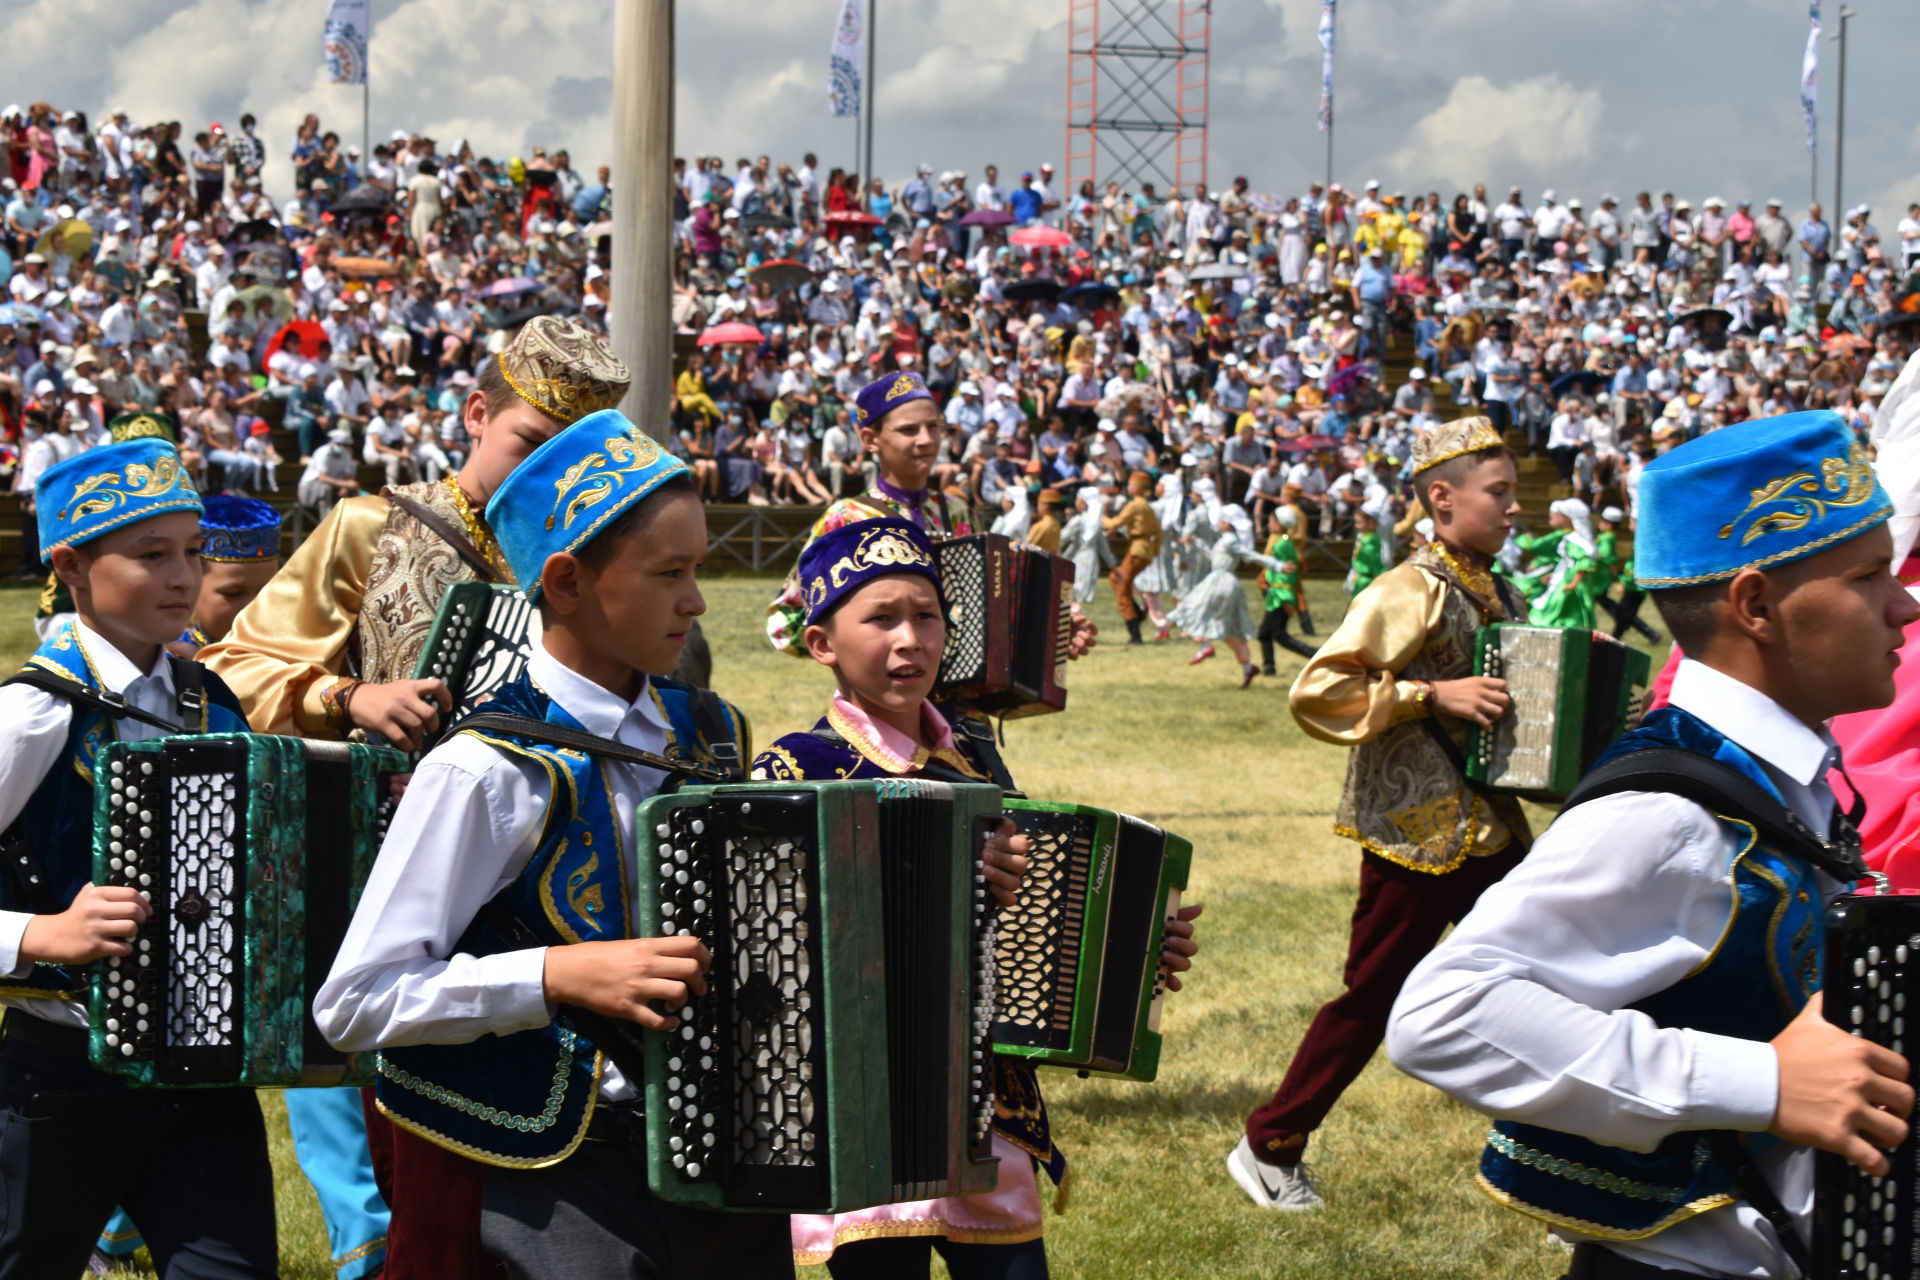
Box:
[1065,0,1210,199]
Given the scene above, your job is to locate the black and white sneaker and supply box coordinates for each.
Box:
[1227,1135,1325,1211]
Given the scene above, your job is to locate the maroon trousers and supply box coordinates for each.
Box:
[361,1090,507,1280]
[1244,841,1526,1163]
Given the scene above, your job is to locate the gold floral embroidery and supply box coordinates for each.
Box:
[1718,442,1878,546]
[544,428,664,532]
[62,454,188,520]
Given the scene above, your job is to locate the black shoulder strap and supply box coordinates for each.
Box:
[455,712,736,785]
[384,489,500,583]
[1561,747,1867,883]
[1,668,191,735]
[681,688,745,781]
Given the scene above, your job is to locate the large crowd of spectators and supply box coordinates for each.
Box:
[6,95,1918,578]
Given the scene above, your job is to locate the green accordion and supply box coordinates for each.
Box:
[1466,624,1653,799]
[993,802,1191,1082]
[89,734,407,1088]
[634,779,1002,1213]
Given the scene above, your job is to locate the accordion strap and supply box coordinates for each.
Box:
[455,712,737,785]
[1,658,204,736]
[385,490,500,584]
[1561,747,1868,884]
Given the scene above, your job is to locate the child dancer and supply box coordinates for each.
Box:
[1168,504,1287,688]
[1229,416,1532,1210]
[754,517,1199,1278]
[1257,507,1316,674]
[240,419,281,492]
[1526,497,1599,628]
[1133,473,1185,638]
[1344,508,1384,598]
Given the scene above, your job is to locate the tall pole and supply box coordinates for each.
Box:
[1833,5,1853,227]
[861,0,876,203]
[611,0,675,438]
[362,0,371,173]
[1324,123,1333,194]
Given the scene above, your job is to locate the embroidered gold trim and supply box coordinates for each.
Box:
[461,729,586,946]
[1718,442,1878,545]
[543,426,667,533]
[1474,1170,1736,1241]
[1637,504,1891,587]
[372,1049,604,1170]
[1683,818,1760,979]
[793,1215,1045,1266]
[439,475,508,578]
[1484,1129,1711,1204]
[333,1235,388,1269]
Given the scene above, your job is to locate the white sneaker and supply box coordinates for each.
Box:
[1227,1136,1325,1211]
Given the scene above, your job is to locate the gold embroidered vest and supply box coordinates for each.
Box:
[1332,546,1531,873]
[354,480,509,686]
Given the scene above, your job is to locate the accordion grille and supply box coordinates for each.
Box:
[727,831,821,1168]
[166,771,242,1049]
[936,540,988,687]
[994,812,1090,1043]
[1480,627,1567,792]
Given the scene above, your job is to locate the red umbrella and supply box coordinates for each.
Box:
[696,322,766,347]
[1010,226,1073,248]
[266,320,329,365]
[823,211,883,227]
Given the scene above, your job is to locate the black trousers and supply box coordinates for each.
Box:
[480,1129,793,1279]
[827,1236,1049,1280]
[0,1017,278,1280]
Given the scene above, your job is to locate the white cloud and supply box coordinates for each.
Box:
[1387,75,1604,191]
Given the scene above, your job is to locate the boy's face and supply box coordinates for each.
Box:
[572,491,709,679]
[859,401,941,490]
[461,391,568,502]
[1428,455,1519,557]
[194,557,279,644]
[54,511,204,652]
[804,574,946,718]
[1773,524,1919,722]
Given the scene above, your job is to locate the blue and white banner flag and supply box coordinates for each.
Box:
[1801,2,1820,153]
[1318,0,1336,133]
[829,0,864,118]
[323,0,370,87]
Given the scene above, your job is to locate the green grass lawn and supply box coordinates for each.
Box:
[0,570,1661,1280]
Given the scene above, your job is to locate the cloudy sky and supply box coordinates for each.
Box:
[6,0,1917,217]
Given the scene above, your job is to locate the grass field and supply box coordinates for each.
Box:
[0,569,1664,1280]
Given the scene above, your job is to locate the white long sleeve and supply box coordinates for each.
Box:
[314,645,671,1100]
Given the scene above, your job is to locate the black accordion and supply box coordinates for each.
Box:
[1815,891,1920,1279]
[993,800,1192,1081]
[632,779,1002,1212]
[933,533,1074,719]
[89,734,407,1087]
[412,582,536,750]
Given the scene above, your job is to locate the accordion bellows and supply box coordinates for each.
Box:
[933,533,1074,719]
[412,582,537,750]
[633,779,1001,1213]
[1816,894,1920,1277]
[1467,624,1652,799]
[90,734,406,1087]
[993,801,1191,1081]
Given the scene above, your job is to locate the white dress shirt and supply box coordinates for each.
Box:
[0,621,190,1027]
[1389,659,1843,1278]
[315,642,672,1101]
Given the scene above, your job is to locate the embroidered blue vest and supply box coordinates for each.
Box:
[1,624,248,1001]
[375,673,749,1168]
[1477,706,1827,1240]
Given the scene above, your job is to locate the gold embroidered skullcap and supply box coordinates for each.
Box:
[1410,415,1508,476]
[496,315,631,425]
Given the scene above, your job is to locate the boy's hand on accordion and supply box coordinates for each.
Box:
[982,819,1031,909]
[1433,676,1512,728]
[1770,992,1913,1176]
[1067,607,1098,659]
[543,936,712,1032]
[350,678,454,752]
[20,884,151,964]
[1160,903,1203,992]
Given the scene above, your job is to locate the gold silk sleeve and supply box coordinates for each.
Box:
[1287,563,1446,745]
[200,495,389,736]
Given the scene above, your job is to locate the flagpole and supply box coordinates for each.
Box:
[1832,5,1853,226]
[861,0,876,202]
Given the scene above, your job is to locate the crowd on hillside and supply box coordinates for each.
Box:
[5,95,1918,578]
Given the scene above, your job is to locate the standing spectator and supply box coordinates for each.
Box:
[1800,202,1832,282]
[190,128,225,216]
